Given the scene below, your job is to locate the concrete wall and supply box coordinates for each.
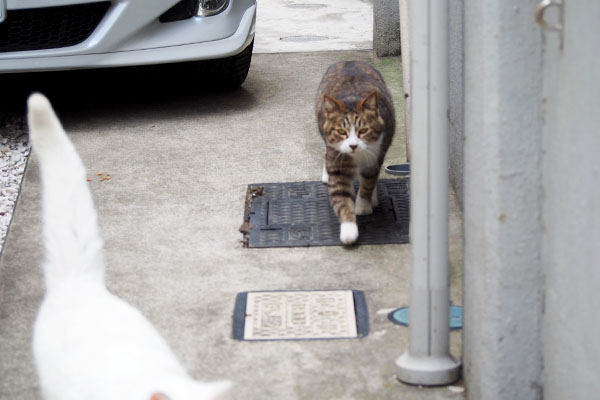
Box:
[448,0,464,206]
[541,1,600,398]
[398,2,545,395]
[374,0,401,57]
[398,0,600,397]
[462,1,545,398]
[398,0,410,162]
[461,1,600,397]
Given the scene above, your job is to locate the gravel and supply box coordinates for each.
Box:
[0,115,30,255]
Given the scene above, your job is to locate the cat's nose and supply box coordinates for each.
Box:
[349,144,358,151]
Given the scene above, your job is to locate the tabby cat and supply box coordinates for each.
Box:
[316,61,395,245]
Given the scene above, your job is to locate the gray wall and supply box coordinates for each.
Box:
[460,2,600,397]
[541,1,600,398]
[462,1,545,398]
[398,0,600,397]
[448,0,464,206]
[374,0,401,57]
[398,0,410,163]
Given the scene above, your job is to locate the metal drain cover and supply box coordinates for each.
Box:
[285,4,327,9]
[240,179,410,247]
[280,35,329,42]
[233,290,369,341]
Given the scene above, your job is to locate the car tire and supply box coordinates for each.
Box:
[203,40,254,90]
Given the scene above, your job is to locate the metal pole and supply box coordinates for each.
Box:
[395,0,461,386]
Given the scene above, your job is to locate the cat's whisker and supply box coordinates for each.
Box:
[362,147,375,160]
[356,147,378,168]
[365,148,379,166]
[330,150,345,170]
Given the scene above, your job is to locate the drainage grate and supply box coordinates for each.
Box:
[241,179,410,247]
[233,290,369,341]
[285,4,328,9]
[280,35,329,42]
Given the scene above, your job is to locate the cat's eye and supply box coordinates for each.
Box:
[336,128,347,135]
[358,128,369,134]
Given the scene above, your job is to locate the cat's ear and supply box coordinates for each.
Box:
[358,91,378,113]
[197,380,232,399]
[150,393,170,400]
[323,95,345,113]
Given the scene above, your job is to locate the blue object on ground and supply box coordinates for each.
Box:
[388,305,463,329]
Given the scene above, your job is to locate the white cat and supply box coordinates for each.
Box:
[27,93,230,400]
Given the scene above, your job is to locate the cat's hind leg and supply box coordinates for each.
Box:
[371,185,379,208]
[321,163,329,184]
[355,197,372,216]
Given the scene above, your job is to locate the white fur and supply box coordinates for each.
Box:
[340,222,359,245]
[28,93,230,400]
[332,126,383,183]
[321,163,329,183]
[335,125,366,155]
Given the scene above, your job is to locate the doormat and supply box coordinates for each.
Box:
[240,179,410,247]
[233,290,369,341]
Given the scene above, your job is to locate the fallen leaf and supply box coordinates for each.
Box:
[239,222,252,234]
[250,186,264,198]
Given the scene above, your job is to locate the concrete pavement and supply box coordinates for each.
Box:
[254,0,373,53]
[0,50,464,399]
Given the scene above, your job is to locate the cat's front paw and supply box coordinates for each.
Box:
[340,222,359,245]
[355,196,373,215]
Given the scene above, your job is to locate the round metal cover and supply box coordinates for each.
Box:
[388,306,463,329]
[385,163,411,176]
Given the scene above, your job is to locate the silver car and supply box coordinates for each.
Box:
[0,0,256,88]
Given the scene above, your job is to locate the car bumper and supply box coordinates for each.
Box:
[0,0,256,73]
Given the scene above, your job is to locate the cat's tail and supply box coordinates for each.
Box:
[27,93,105,291]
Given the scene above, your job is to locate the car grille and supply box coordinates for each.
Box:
[0,2,111,53]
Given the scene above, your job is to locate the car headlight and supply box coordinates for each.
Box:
[159,0,229,23]
[197,0,229,17]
